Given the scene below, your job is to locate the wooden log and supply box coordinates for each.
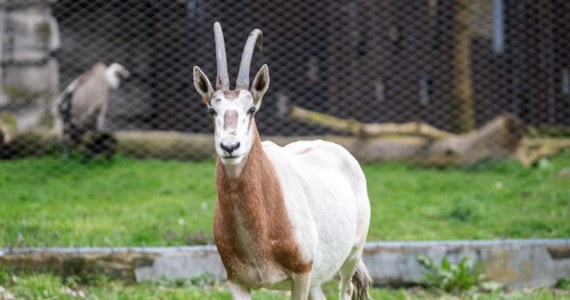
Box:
[289,106,526,166]
[290,106,455,139]
[516,137,570,167]
[0,130,216,161]
[335,113,525,166]
[115,131,215,161]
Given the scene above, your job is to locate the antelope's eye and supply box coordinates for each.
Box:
[208,108,217,116]
[247,107,256,115]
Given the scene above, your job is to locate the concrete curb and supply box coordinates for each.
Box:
[2,239,569,289]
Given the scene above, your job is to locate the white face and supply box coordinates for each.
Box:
[193,65,270,168]
[208,90,259,165]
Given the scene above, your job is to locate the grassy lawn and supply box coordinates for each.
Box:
[0,152,569,247]
[0,271,568,300]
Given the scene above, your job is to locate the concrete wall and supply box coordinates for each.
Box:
[2,239,569,289]
[0,0,60,130]
[364,240,570,289]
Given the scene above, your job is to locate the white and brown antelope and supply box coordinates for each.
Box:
[193,22,371,300]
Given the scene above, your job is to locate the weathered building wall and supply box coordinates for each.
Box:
[0,0,60,130]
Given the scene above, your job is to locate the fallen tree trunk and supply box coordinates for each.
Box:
[516,137,570,166]
[115,131,214,161]
[291,106,525,166]
[0,130,217,161]
[319,113,524,166]
[290,106,455,139]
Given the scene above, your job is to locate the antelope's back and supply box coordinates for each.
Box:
[263,139,367,196]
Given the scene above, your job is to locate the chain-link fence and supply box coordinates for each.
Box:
[1,0,569,162]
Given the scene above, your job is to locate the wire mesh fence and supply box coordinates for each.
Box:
[1,0,570,163]
[2,0,570,252]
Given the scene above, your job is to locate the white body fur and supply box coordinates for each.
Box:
[263,139,371,287]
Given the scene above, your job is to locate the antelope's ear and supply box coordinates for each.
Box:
[250,64,270,105]
[193,66,214,105]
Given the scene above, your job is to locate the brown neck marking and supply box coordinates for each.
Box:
[213,123,312,279]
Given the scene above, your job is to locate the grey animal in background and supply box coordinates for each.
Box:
[52,62,129,148]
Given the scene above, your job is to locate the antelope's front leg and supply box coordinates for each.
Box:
[291,272,311,300]
[227,280,252,300]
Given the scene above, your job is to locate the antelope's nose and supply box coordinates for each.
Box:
[220,142,240,154]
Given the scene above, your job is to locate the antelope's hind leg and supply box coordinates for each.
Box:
[338,245,363,300]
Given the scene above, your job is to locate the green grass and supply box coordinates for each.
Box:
[0,152,569,247]
[0,157,217,247]
[0,271,568,300]
[364,154,570,241]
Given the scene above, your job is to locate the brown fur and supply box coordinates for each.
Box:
[213,122,312,281]
[223,90,241,100]
[223,110,238,131]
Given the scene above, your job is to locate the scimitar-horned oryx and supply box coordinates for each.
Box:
[192,22,372,300]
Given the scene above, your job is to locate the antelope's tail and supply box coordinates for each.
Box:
[352,259,372,300]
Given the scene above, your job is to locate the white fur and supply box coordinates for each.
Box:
[263,140,371,286]
[208,90,256,167]
[105,63,129,90]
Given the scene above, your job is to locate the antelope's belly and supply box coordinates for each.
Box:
[231,260,291,290]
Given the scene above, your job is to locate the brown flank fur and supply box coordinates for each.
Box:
[213,121,312,280]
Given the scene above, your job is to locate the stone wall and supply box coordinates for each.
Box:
[0,0,60,130]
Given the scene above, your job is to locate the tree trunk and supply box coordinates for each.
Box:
[451,0,475,133]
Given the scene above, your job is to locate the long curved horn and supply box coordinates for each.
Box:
[214,22,230,90]
[236,29,263,90]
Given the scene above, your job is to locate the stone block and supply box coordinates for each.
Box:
[134,246,226,282]
[3,58,59,102]
[5,6,60,62]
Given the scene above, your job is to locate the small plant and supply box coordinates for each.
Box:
[0,268,10,286]
[556,278,570,291]
[418,255,485,294]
